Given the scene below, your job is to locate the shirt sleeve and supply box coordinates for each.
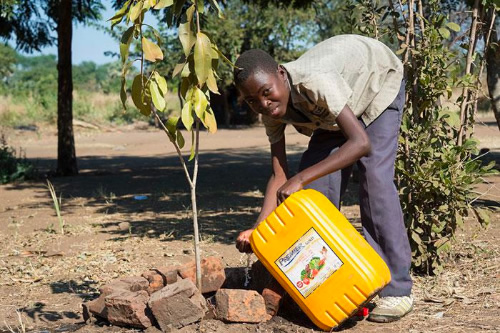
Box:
[262,116,286,144]
[300,68,353,119]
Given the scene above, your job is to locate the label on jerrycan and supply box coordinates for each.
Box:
[276,228,343,298]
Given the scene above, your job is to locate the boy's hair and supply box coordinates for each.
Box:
[234,49,278,86]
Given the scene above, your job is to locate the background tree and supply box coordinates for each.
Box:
[0,0,104,176]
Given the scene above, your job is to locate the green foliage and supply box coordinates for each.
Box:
[352,0,498,274]
[0,46,141,127]
[0,43,16,79]
[0,135,35,184]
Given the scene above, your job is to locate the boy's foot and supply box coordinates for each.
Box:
[367,295,413,323]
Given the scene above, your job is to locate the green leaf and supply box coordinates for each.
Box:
[153,71,168,95]
[438,27,451,39]
[150,80,166,111]
[194,32,212,85]
[206,69,219,94]
[180,77,190,99]
[153,0,173,9]
[177,129,185,148]
[120,77,127,109]
[120,26,135,64]
[131,74,151,116]
[178,5,196,57]
[192,87,208,119]
[181,102,194,131]
[196,0,204,14]
[129,0,143,22]
[142,37,164,62]
[110,0,131,28]
[166,116,179,140]
[188,130,195,161]
[446,22,460,32]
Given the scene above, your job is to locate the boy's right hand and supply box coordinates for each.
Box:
[236,228,255,253]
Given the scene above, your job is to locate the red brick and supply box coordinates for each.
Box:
[177,256,226,293]
[105,290,153,328]
[215,289,270,323]
[148,279,207,330]
[262,278,285,316]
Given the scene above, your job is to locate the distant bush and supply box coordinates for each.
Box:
[0,135,36,184]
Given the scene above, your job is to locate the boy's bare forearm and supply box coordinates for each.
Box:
[253,173,287,228]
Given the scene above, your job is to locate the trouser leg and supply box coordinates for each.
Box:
[358,82,412,297]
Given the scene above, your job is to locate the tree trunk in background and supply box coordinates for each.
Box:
[56,0,78,175]
[486,17,500,130]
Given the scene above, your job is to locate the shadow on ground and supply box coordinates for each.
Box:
[4,146,362,245]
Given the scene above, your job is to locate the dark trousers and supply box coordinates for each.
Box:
[299,82,412,297]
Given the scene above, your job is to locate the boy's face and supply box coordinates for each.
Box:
[237,66,290,119]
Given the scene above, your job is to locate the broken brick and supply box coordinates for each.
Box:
[148,278,207,330]
[105,290,153,329]
[215,289,269,323]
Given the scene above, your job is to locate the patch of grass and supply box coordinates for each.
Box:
[47,180,64,235]
[0,135,36,184]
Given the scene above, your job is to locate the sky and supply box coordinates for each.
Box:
[23,1,157,65]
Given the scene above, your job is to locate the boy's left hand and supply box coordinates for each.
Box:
[277,176,303,204]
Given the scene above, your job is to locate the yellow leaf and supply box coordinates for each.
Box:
[154,0,174,9]
[206,70,219,94]
[192,87,208,119]
[142,37,163,62]
[181,102,194,131]
[129,1,143,22]
[153,71,168,95]
[204,108,217,134]
[150,80,166,111]
[178,5,196,56]
[194,32,212,85]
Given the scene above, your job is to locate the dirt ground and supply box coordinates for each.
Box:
[0,115,499,333]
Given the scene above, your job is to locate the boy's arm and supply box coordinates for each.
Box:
[276,104,371,203]
[235,136,288,253]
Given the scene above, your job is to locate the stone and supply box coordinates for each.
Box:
[177,256,226,294]
[118,222,130,231]
[148,279,207,330]
[215,289,269,323]
[105,290,153,329]
[142,270,165,295]
[84,275,149,320]
[262,278,286,316]
[156,266,182,285]
[118,276,149,292]
[144,326,163,333]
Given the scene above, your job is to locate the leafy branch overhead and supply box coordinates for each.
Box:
[112,0,229,139]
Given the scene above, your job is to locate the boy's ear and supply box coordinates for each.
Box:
[277,65,288,81]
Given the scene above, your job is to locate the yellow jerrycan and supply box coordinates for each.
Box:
[249,189,391,331]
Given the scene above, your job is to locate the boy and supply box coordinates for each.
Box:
[234,34,413,322]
